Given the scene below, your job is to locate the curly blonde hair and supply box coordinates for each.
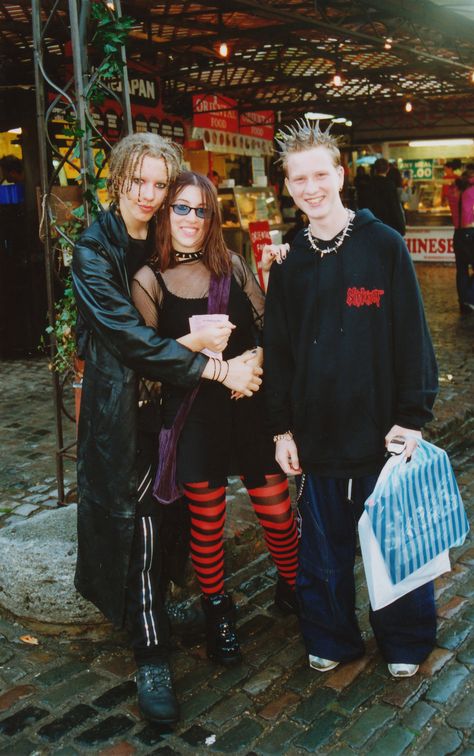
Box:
[106,132,183,204]
[275,119,341,174]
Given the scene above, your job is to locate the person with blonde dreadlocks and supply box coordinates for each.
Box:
[72,132,262,726]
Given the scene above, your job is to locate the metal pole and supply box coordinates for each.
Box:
[115,0,133,134]
[31,0,65,504]
[68,0,91,226]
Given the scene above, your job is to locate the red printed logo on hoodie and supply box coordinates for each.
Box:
[346,287,384,308]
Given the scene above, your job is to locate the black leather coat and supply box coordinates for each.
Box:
[72,210,207,627]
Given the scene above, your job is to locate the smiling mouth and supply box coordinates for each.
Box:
[138,205,154,212]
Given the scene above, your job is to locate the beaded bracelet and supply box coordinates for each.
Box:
[272,431,293,444]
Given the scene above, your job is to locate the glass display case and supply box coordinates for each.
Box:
[218,186,288,259]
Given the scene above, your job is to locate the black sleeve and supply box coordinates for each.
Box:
[72,235,207,386]
[391,241,438,429]
[231,253,265,346]
[263,260,295,435]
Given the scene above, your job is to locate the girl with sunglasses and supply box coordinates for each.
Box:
[132,171,299,668]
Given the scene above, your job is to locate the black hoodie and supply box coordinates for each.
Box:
[264,209,438,478]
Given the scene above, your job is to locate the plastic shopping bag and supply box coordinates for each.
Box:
[364,439,469,584]
[359,510,450,610]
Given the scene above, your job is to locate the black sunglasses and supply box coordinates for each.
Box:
[171,203,212,220]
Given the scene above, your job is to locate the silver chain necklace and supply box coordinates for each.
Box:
[305,209,355,257]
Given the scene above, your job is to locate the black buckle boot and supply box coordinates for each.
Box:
[136,661,179,725]
[201,593,242,665]
[166,600,206,644]
[274,577,300,616]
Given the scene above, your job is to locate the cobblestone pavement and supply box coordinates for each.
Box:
[0,263,473,755]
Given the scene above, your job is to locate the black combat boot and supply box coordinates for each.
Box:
[274,577,300,616]
[136,661,179,725]
[166,599,206,645]
[201,593,242,665]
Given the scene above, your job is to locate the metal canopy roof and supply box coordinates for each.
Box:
[2,0,474,140]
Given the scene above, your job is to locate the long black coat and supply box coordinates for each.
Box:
[72,210,207,627]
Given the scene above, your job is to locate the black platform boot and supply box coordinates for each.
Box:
[274,577,300,616]
[201,593,242,665]
[136,661,179,725]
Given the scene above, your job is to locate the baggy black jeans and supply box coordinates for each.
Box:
[296,473,437,664]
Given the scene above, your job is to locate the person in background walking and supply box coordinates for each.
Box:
[132,170,299,670]
[446,164,474,314]
[72,133,262,727]
[365,157,406,235]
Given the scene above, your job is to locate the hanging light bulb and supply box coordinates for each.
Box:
[218,42,229,58]
[333,73,343,87]
[384,37,393,50]
[405,101,413,113]
[470,71,474,84]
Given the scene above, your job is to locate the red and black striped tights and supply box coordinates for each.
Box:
[183,474,298,595]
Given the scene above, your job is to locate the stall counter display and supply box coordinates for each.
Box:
[218,186,287,260]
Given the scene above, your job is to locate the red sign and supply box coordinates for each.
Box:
[240,111,274,141]
[249,221,272,290]
[192,94,239,133]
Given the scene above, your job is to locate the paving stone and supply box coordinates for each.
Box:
[437,595,468,619]
[174,663,215,697]
[206,691,252,726]
[420,647,454,676]
[11,503,39,516]
[180,687,222,721]
[75,714,135,745]
[238,613,276,641]
[211,715,262,752]
[323,655,371,692]
[285,665,315,693]
[99,741,137,755]
[93,680,136,708]
[37,703,97,741]
[0,646,14,665]
[422,726,463,756]
[39,671,106,707]
[210,663,251,692]
[381,677,424,708]
[367,724,415,755]
[402,700,436,732]
[446,690,474,730]
[0,704,49,736]
[179,723,214,747]
[0,684,35,712]
[425,662,470,703]
[341,703,396,748]
[457,636,474,664]
[294,710,346,751]
[254,719,302,754]
[134,722,172,747]
[258,691,300,721]
[34,659,88,687]
[0,737,40,755]
[338,674,385,713]
[437,619,472,650]
[242,665,283,696]
[291,687,337,724]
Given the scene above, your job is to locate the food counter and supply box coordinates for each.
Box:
[218,186,289,262]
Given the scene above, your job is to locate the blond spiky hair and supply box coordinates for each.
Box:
[107,132,183,205]
[275,118,341,173]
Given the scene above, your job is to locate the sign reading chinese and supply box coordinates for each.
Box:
[248,220,272,290]
[192,94,239,133]
[405,226,454,261]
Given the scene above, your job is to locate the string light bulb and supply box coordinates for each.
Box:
[405,101,413,113]
[384,37,393,50]
[470,71,474,84]
[333,73,343,87]
[218,42,229,58]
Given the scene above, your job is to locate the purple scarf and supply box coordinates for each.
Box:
[152,272,231,505]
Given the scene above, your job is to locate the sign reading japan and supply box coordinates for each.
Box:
[401,159,434,180]
[192,95,239,133]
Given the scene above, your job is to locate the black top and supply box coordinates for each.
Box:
[364,175,406,236]
[264,209,438,478]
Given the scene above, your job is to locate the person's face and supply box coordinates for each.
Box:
[119,155,168,231]
[169,184,209,252]
[285,146,344,226]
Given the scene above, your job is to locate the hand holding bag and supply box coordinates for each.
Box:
[364,439,469,584]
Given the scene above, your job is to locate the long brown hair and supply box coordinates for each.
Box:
[153,171,232,276]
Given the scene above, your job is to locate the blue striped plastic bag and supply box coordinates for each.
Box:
[364,439,469,584]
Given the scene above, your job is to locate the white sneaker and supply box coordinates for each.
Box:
[309,654,340,672]
[388,663,419,678]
